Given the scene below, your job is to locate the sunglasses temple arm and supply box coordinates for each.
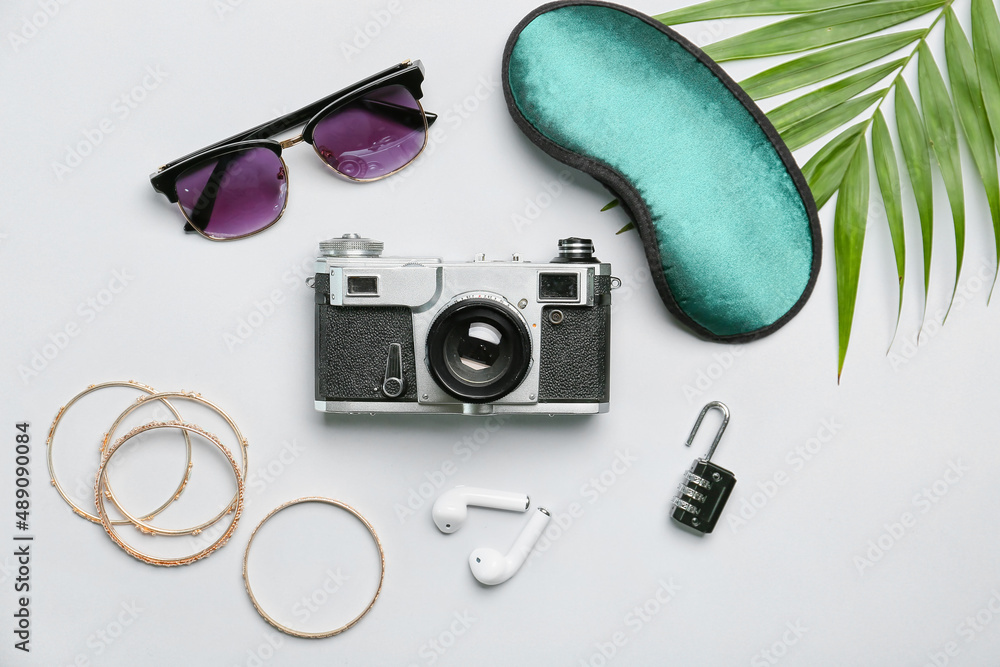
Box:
[167,106,314,174]
[362,99,437,127]
[183,154,235,233]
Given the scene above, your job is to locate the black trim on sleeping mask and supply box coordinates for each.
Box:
[501,0,823,344]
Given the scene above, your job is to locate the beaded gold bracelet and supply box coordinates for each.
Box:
[102,390,248,536]
[95,421,244,567]
[46,381,193,528]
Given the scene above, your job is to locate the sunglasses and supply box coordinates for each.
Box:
[149,60,435,241]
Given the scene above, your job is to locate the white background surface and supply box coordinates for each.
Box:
[2,1,999,665]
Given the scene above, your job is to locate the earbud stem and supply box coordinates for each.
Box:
[461,487,530,513]
[508,507,550,564]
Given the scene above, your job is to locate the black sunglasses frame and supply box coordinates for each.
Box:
[149,60,435,237]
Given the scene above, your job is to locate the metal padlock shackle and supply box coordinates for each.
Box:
[684,400,730,463]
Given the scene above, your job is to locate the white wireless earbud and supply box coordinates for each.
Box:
[469,507,551,586]
[432,486,530,533]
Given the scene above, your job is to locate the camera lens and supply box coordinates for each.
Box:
[426,298,532,403]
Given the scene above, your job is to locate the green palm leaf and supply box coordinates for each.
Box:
[801,122,868,209]
[918,42,966,320]
[704,0,947,62]
[894,80,935,322]
[835,140,870,381]
[740,31,925,100]
[945,8,1000,299]
[655,0,871,26]
[768,59,904,133]
[872,109,906,348]
[972,0,1000,150]
[780,89,886,151]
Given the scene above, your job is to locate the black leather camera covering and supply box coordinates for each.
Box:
[315,304,418,402]
[538,304,611,402]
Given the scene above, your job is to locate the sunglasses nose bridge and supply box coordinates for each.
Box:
[279,134,305,149]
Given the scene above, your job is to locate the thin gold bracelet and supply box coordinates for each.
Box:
[101,391,248,536]
[46,381,193,526]
[242,497,385,638]
[95,420,244,567]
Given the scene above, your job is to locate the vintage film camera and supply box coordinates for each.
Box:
[314,235,614,415]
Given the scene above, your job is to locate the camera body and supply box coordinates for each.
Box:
[314,235,613,415]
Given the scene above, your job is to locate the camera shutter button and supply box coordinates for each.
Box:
[319,234,384,258]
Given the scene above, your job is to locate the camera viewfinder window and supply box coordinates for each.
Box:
[347,276,379,295]
[539,273,579,300]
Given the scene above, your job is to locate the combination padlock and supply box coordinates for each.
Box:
[671,401,736,534]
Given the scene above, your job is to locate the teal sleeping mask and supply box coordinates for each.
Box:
[503,1,821,342]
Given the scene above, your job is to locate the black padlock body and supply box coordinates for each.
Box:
[671,459,736,534]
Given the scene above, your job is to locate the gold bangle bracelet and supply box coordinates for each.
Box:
[95,421,244,567]
[242,497,385,639]
[46,381,193,526]
[101,391,248,537]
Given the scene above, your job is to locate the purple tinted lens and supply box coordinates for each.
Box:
[175,147,287,239]
[312,84,426,180]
